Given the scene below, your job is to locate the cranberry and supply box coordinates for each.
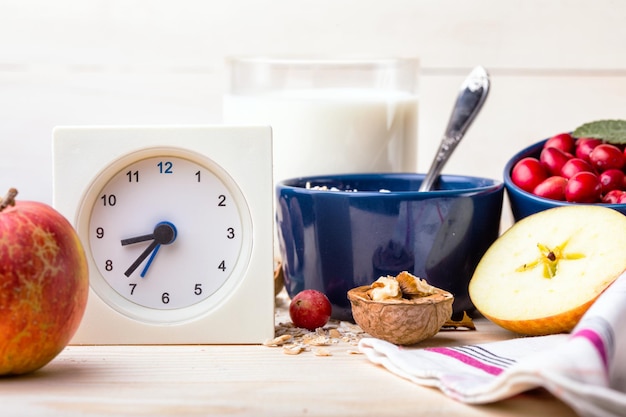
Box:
[565,171,602,203]
[560,157,595,179]
[544,133,575,154]
[540,147,571,176]
[533,176,567,201]
[598,169,626,194]
[511,157,548,193]
[602,189,626,204]
[575,137,603,162]
[589,144,625,172]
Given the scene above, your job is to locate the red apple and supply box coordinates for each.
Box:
[0,188,89,375]
[289,289,332,331]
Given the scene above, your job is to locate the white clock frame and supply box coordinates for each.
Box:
[52,125,275,345]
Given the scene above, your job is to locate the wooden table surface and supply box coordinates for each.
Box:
[1,295,577,417]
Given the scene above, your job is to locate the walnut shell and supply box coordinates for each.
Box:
[348,285,453,345]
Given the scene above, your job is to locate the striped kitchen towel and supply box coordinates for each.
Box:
[358,272,626,417]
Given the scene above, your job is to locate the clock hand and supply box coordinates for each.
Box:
[124,240,158,277]
[121,233,155,246]
[123,221,177,278]
[140,243,162,278]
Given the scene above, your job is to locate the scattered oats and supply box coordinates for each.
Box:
[337,320,367,345]
[328,328,342,339]
[347,349,363,355]
[338,321,364,334]
[303,334,331,346]
[263,334,293,347]
[274,321,309,338]
[283,345,304,355]
[341,337,356,346]
[314,347,332,357]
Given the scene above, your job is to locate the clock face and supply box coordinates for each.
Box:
[82,149,251,323]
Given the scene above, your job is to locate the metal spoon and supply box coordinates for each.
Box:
[418,66,490,192]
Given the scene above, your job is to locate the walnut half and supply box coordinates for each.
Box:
[348,271,453,345]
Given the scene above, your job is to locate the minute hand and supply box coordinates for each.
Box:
[124,240,159,277]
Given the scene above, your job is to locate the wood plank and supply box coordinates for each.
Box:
[0,318,577,417]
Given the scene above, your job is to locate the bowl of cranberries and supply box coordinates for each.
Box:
[505,129,626,221]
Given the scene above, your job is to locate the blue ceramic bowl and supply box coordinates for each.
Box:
[503,139,626,221]
[276,173,504,321]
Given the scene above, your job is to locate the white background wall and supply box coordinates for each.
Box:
[2,0,626,228]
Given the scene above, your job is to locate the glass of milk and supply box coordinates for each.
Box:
[222,57,419,183]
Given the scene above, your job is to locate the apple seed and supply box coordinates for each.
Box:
[516,240,585,278]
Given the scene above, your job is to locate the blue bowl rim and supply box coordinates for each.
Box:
[503,138,626,209]
[277,173,503,197]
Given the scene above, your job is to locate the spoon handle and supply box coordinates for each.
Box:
[418,66,490,192]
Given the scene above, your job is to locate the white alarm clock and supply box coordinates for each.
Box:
[52,125,275,344]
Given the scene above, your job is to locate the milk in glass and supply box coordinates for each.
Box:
[223,88,418,183]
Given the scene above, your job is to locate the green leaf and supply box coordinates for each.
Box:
[572,119,626,144]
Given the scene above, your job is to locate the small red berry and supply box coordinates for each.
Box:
[511,157,548,193]
[289,289,332,331]
[565,172,602,203]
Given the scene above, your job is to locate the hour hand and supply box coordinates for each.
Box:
[121,222,177,248]
[121,233,154,246]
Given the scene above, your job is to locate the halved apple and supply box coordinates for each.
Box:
[469,205,626,335]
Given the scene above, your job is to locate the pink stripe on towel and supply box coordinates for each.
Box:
[572,329,609,372]
[426,347,504,376]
